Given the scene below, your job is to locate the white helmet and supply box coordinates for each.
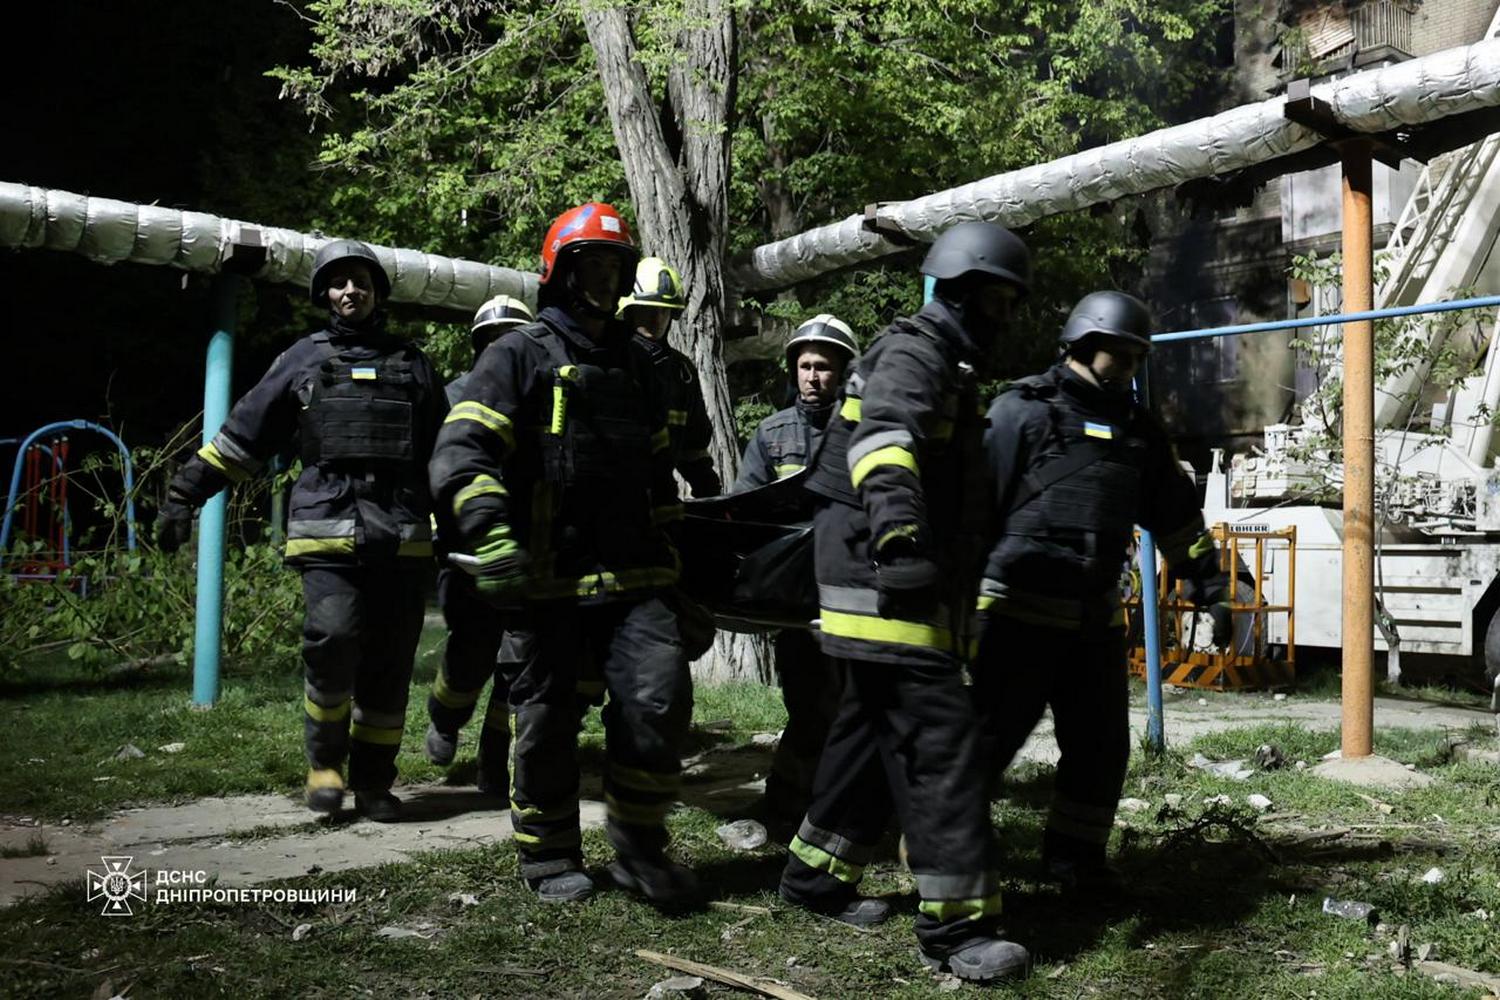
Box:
[785,314,858,370]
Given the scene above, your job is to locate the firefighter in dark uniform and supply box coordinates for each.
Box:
[623,256,721,498]
[733,314,859,828]
[972,291,1231,889]
[428,202,697,906]
[780,222,1032,982]
[424,295,535,795]
[158,239,447,822]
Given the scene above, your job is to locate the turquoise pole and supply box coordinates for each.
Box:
[193,275,239,706]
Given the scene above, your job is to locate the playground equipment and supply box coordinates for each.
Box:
[0,420,136,578]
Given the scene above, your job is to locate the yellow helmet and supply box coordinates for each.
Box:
[617,257,687,315]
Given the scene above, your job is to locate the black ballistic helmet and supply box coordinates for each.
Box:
[309,239,391,306]
[1059,291,1154,352]
[920,221,1032,293]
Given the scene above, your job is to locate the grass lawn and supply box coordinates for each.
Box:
[4,631,1500,997]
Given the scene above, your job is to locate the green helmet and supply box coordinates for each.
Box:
[617,256,687,315]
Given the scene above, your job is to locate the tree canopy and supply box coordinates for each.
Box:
[272,0,1232,380]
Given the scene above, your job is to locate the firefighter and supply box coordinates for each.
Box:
[622,257,721,498]
[971,290,1231,891]
[428,202,697,906]
[780,222,1032,982]
[157,239,447,823]
[733,315,859,828]
[424,295,535,796]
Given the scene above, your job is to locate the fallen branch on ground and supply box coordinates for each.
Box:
[636,949,818,1000]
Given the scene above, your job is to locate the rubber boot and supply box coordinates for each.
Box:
[424,723,458,767]
[306,767,345,814]
[475,758,508,800]
[920,936,1031,982]
[529,870,594,903]
[354,789,403,823]
[609,854,704,910]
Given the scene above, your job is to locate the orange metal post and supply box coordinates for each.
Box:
[1341,140,1375,759]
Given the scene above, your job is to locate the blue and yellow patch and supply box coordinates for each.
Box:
[1083,421,1113,440]
[351,367,378,381]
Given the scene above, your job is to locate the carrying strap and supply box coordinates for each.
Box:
[1006,438,1114,516]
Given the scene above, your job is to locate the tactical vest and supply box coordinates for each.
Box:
[1001,375,1149,589]
[530,327,654,489]
[299,332,422,466]
[757,405,825,481]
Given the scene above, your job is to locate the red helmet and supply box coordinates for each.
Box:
[539,202,638,286]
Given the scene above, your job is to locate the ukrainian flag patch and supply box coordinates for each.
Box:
[1084,421,1113,440]
[351,367,378,381]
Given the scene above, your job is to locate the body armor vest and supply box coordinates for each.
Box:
[299,332,422,466]
[1002,376,1148,589]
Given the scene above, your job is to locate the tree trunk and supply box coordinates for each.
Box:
[584,0,773,683]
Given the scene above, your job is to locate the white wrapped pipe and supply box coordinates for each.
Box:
[732,37,1500,293]
[0,181,538,314]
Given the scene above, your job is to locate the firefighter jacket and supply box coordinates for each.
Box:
[429,305,683,605]
[169,320,447,567]
[981,362,1222,632]
[804,299,991,665]
[632,333,721,498]
[733,399,834,493]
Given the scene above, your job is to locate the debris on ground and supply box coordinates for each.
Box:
[1417,943,1439,961]
[1253,743,1287,770]
[113,743,145,761]
[448,891,480,907]
[291,922,312,942]
[1202,794,1232,807]
[716,819,769,851]
[157,742,186,754]
[1420,867,1445,885]
[1322,898,1377,923]
[1163,793,1183,808]
[374,923,442,941]
[1118,797,1151,814]
[1246,794,1273,812]
[750,732,781,748]
[1356,793,1394,815]
[645,976,708,999]
[1188,753,1254,780]
[636,949,817,1000]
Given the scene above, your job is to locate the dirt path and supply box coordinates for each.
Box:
[2,693,1492,906]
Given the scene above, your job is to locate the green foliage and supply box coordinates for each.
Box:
[0,422,302,676]
[1286,251,1486,506]
[269,0,1232,376]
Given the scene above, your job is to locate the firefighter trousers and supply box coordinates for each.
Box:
[765,629,843,825]
[972,616,1130,865]
[428,567,529,778]
[508,596,691,880]
[779,656,1003,954]
[301,563,427,791]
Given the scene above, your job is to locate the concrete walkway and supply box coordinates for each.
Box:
[2,693,1492,907]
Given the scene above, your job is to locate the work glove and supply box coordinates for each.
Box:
[156,496,196,553]
[472,525,531,605]
[875,552,942,621]
[1208,602,1233,649]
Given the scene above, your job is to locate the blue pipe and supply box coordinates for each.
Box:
[1131,365,1166,752]
[0,421,136,567]
[193,275,239,707]
[1152,293,1500,344]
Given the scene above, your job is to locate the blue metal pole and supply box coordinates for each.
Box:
[1151,293,1500,344]
[1132,364,1166,752]
[193,275,239,707]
